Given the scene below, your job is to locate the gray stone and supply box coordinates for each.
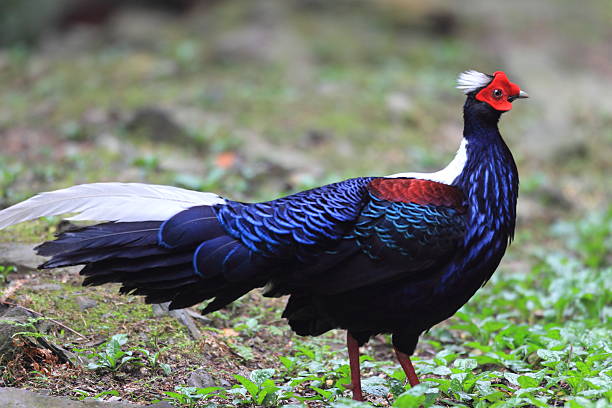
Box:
[187,368,217,388]
[126,108,185,143]
[151,303,201,340]
[151,302,170,317]
[0,387,139,407]
[75,296,97,310]
[0,304,80,365]
[146,402,174,408]
[0,305,36,360]
[29,284,63,292]
[0,243,45,273]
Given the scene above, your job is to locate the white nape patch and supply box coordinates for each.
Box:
[456,70,492,94]
[0,183,226,230]
[387,138,468,185]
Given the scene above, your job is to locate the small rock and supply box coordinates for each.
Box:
[75,296,97,310]
[0,243,46,273]
[151,303,202,339]
[151,302,170,317]
[302,129,330,147]
[35,389,52,396]
[0,304,79,365]
[0,387,138,407]
[0,304,36,360]
[30,284,63,292]
[187,369,217,388]
[126,107,186,143]
[147,402,174,408]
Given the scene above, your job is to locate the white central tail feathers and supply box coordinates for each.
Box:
[0,183,226,230]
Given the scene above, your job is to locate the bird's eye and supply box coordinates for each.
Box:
[492,89,503,99]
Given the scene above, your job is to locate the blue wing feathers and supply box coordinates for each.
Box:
[193,236,237,277]
[35,176,467,321]
[158,206,226,248]
[216,177,374,261]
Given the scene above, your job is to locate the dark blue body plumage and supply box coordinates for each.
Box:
[34,84,519,358]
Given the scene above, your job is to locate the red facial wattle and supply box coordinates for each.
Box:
[476,71,522,111]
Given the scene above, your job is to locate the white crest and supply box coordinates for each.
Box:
[0,183,226,230]
[456,70,492,94]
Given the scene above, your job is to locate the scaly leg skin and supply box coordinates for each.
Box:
[346,332,363,401]
[394,347,420,387]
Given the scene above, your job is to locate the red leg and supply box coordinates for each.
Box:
[346,332,363,401]
[394,347,420,387]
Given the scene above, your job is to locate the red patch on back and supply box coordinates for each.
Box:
[476,71,522,112]
[368,178,466,212]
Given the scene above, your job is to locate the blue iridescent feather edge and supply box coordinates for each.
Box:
[215,177,375,261]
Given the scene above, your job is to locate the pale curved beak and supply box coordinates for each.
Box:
[508,90,529,103]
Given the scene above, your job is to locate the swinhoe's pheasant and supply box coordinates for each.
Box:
[0,70,527,400]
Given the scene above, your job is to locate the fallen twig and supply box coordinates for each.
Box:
[0,277,29,303]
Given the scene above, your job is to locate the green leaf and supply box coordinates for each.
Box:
[503,372,520,386]
[432,366,452,376]
[393,393,426,408]
[393,384,437,407]
[361,376,389,397]
[388,367,406,381]
[310,386,333,400]
[257,386,279,406]
[86,362,102,370]
[296,346,315,359]
[195,386,225,396]
[92,390,120,400]
[453,358,478,371]
[517,375,539,388]
[230,343,254,361]
[536,349,564,362]
[250,368,275,386]
[159,363,172,376]
[163,391,184,399]
[234,374,259,398]
[279,356,294,370]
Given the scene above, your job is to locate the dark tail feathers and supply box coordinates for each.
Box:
[37,206,261,311]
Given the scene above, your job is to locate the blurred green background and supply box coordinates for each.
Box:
[0,0,609,223]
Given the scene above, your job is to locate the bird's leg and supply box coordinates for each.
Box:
[346,332,363,401]
[394,347,420,387]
